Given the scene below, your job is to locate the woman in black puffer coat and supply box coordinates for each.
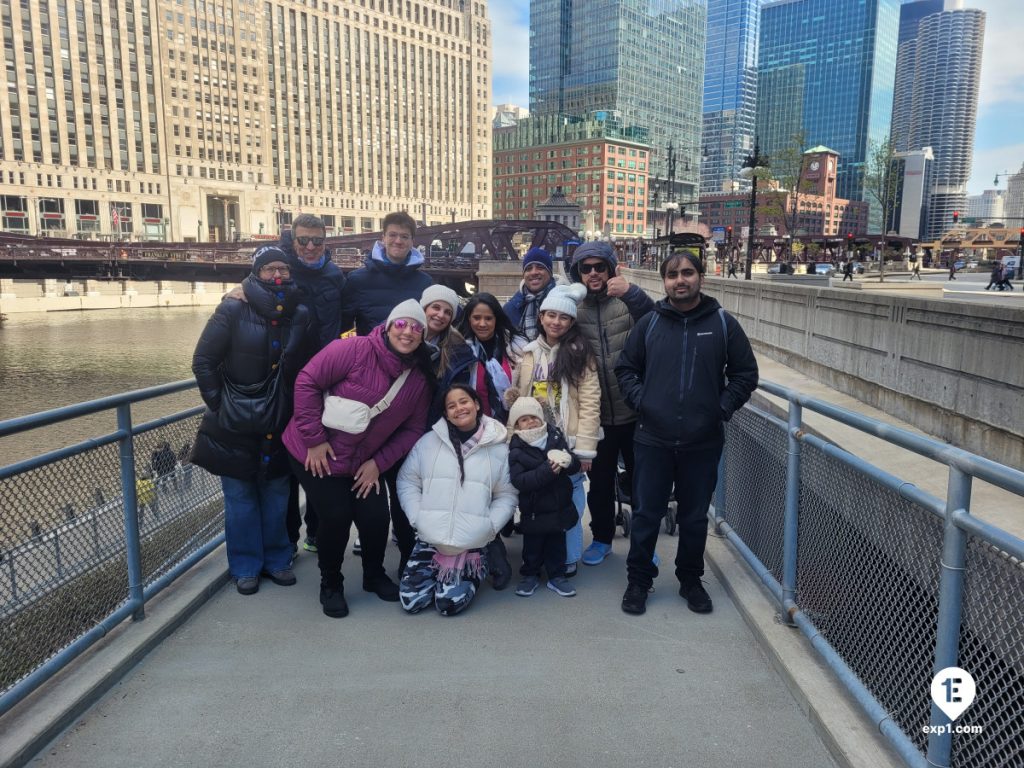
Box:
[191,246,311,596]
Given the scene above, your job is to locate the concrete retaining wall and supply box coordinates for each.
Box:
[0,279,234,314]
[479,263,1024,466]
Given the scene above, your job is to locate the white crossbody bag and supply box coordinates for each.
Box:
[321,369,410,434]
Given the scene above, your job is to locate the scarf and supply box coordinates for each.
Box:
[515,424,548,446]
[468,337,512,403]
[521,291,541,341]
[432,550,485,585]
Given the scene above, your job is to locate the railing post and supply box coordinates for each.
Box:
[713,439,728,533]
[781,401,802,624]
[116,403,146,621]
[925,467,972,767]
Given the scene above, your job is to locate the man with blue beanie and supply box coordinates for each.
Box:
[568,241,654,568]
[503,247,563,341]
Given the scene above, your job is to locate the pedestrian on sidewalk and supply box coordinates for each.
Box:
[567,241,653,568]
[727,260,738,278]
[842,260,854,281]
[395,384,517,616]
[910,259,922,280]
[508,397,582,598]
[615,251,758,616]
[506,283,601,579]
[985,263,1002,290]
[998,262,1015,291]
[948,261,958,280]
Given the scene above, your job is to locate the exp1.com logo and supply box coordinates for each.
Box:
[923,667,983,736]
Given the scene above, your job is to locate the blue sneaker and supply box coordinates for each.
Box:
[653,552,661,567]
[582,541,612,566]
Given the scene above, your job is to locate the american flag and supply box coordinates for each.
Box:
[111,205,120,229]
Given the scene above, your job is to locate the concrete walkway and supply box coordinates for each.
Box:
[17,529,852,768]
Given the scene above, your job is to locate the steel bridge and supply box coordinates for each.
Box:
[0,220,578,283]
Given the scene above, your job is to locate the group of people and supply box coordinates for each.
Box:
[985,262,1015,291]
[189,211,759,618]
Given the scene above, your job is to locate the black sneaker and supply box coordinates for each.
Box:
[363,575,400,602]
[621,583,648,615]
[485,537,512,591]
[319,585,349,618]
[680,579,713,614]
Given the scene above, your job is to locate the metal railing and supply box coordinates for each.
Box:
[715,382,1024,768]
[0,381,224,717]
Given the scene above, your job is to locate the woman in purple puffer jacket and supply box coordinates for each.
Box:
[283,299,434,618]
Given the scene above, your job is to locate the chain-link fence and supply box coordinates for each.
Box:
[0,384,223,706]
[717,393,1024,768]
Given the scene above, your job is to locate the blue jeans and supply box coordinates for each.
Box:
[221,474,292,579]
[564,472,586,565]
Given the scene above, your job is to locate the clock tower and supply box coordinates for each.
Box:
[801,146,840,198]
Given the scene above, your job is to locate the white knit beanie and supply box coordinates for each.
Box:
[419,284,461,313]
[385,298,427,329]
[539,283,587,319]
[507,396,545,429]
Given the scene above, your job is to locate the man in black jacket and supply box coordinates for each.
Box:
[615,251,758,616]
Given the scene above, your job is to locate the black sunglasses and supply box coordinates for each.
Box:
[579,262,609,275]
[295,236,325,247]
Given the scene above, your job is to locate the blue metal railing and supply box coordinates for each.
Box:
[714,381,1024,768]
[0,381,224,718]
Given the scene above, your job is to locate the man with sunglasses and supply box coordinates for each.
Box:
[567,241,654,569]
[340,211,433,337]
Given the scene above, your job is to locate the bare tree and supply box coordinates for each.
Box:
[760,131,814,262]
[862,137,901,282]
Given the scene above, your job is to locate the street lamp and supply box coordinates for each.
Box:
[665,201,679,238]
[738,138,769,280]
[197,219,202,243]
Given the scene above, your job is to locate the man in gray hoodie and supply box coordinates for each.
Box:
[568,242,654,567]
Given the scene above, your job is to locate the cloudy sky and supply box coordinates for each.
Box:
[490,0,1023,196]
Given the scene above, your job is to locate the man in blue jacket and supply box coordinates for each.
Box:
[615,251,758,616]
[340,211,433,336]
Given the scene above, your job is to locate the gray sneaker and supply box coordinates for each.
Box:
[261,568,296,586]
[547,576,577,597]
[236,576,259,595]
[514,576,540,596]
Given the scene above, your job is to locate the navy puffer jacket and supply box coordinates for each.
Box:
[279,229,346,360]
[190,275,311,480]
[340,242,433,335]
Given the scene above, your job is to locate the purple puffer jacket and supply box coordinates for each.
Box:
[282,326,431,476]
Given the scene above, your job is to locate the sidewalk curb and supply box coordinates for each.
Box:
[0,548,229,768]
[704,534,905,768]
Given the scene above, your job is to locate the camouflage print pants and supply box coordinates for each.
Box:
[399,540,486,616]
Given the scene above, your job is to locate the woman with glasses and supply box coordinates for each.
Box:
[505,283,600,578]
[191,246,312,596]
[282,299,435,618]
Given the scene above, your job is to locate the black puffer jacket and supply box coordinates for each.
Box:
[278,229,346,360]
[340,243,433,335]
[190,275,311,480]
[615,295,758,451]
[508,426,581,534]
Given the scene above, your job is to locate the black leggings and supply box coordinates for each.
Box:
[289,457,390,589]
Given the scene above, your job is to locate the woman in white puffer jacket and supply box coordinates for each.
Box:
[396,383,518,615]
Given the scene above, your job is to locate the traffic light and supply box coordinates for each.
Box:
[726,225,733,243]
[953,210,959,225]
[846,232,853,243]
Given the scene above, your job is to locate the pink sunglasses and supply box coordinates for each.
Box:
[392,318,424,334]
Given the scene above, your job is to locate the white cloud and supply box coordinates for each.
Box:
[488,2,530,105]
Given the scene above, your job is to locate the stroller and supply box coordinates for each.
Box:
[615,458,677,536]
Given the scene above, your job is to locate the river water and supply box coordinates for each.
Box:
[1,307,215,462]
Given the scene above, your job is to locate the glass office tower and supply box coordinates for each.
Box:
[702,0,762,195]
[757,0,900,206]
[529,0,707,202]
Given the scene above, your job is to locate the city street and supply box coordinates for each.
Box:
[870,270,1022,305]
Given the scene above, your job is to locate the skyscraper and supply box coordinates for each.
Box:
[0,0,492,241]
[890,0,944,151]
[701,0,762,195]
[894,4,985,240]
[529,0,706,202]
[757,0,900,208]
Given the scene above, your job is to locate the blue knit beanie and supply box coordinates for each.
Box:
[522,247,553,274]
